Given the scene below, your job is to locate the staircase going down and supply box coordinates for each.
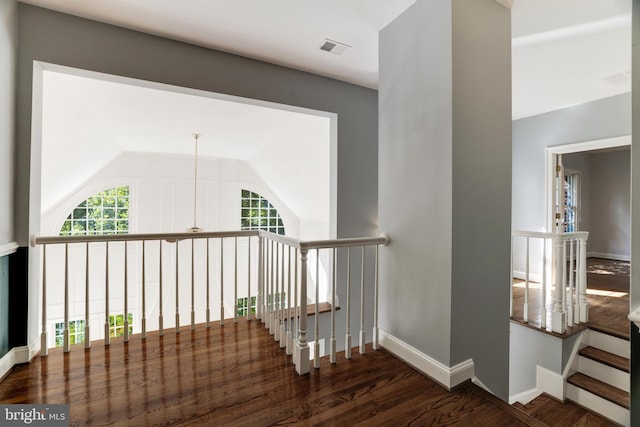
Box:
[565,328,630,426]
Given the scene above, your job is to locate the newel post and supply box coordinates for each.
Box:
[257,236,264,321]
[551,235,566,333]
[577,235,589,323]
[294,248,310,375]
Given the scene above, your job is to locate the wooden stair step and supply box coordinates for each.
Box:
[567,372,629,409]
[588,324,630,341]
[579,346,629,373]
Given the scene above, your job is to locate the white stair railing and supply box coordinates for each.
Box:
[511,230,589,334]
[33,230,389,376]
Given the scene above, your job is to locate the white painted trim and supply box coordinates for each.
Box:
[495,0,513,10]
[26,336,41,362]
[0,345,30,381]
[566,383,630,426]
[537,366,565,401]
[587,252,630,262]
[378,329,474,390]
[545,135,631,232]
[513,270,542,283]
[509,387,542,405]
[0,241,18,257]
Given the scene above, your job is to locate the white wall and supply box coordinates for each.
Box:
[0,0,16,245]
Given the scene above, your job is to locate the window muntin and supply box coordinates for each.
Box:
[240,190,285,235]
[60,186,129,236]
[54,319,85,347]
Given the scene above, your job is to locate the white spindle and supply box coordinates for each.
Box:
[524,237,529,322]
[279,243,286,348]
[273,243,282,341]
[220,238,224,325]
[345,247,352,359]
[314,249,320,368]
[359,246,366,354]
[293,247,299,366]
[295,248,310,375]
[141,240,146,339]
[269,241,274,333]
[247,236,251,321]
[568,239,575,327]
[578,236,588,322]
[85,242,91,348]
[124,241,129,342]
[234,237,238,323]
[105,241,110,346]
[41,245,48,357]
[257,237,263,321]
[206,238,210,327]
[175,241,180,333]
[286,245,292,355]
[63,243,70,353]
[330,248,337,364]
[191,239,195,330]
[551,237,565,333]
[541,239,547,329]
[159,240,164,337]
[373,244,379,350]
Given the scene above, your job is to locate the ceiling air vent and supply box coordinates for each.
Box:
[320,39,350,56]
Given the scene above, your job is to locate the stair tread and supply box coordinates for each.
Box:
[589,324,630,341]
[567,372,629,409]
[579,346,629,373]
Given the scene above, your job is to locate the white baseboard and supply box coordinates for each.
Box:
[587,252,630,262]
[0,242,18,258]
[26,336,41,362]
[0,345,30,380]
[509,387,542,405]
[537,366,564,401]
[378,329,474,390]
[513,270,542,283]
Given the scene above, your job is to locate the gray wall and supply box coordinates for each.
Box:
[16,4,378,352]
[512,93,630,234]
[379,0,511,399]
[450,0,511,400]
[0,0,16,245]
[379,0,454,366]
[589,150,631,259]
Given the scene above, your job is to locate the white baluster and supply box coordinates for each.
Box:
[191,238,195,330]
[247,236,251,321]
[269,240,274,333]
[234,236,238,324]
[551,236,566,333]
[257,237,263,321]
[105,241,110,346]
[293,247,299,366]
[159,240,164,337]
[373,245,380,350]
[141,240,146,339]
[85,242,91,348]
[124,241,129,342]
[314,249,320,368]
[524,236,529,323]
[541,238,547,329]
[206,238,210,328]
[275,243,281,342]
[41,244,48,357]
[175,241,180,333]
[567,238,575,327]
[578,236,588,322]
[286,246,293,354]
[220,238,224,325]
[294,248,310,375]
[63,243,70,353]
[330,248,337,364]
[359,246,366,354]
[279,243,286,348]
[345,247,352,359]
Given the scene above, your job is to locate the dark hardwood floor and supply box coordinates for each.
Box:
[0,318,610,426]
[512,258,630,339]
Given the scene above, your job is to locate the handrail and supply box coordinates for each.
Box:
[512,230,589,240]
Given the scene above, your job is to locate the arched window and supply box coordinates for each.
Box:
[240,189,285,235]
[59,186,130,236]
